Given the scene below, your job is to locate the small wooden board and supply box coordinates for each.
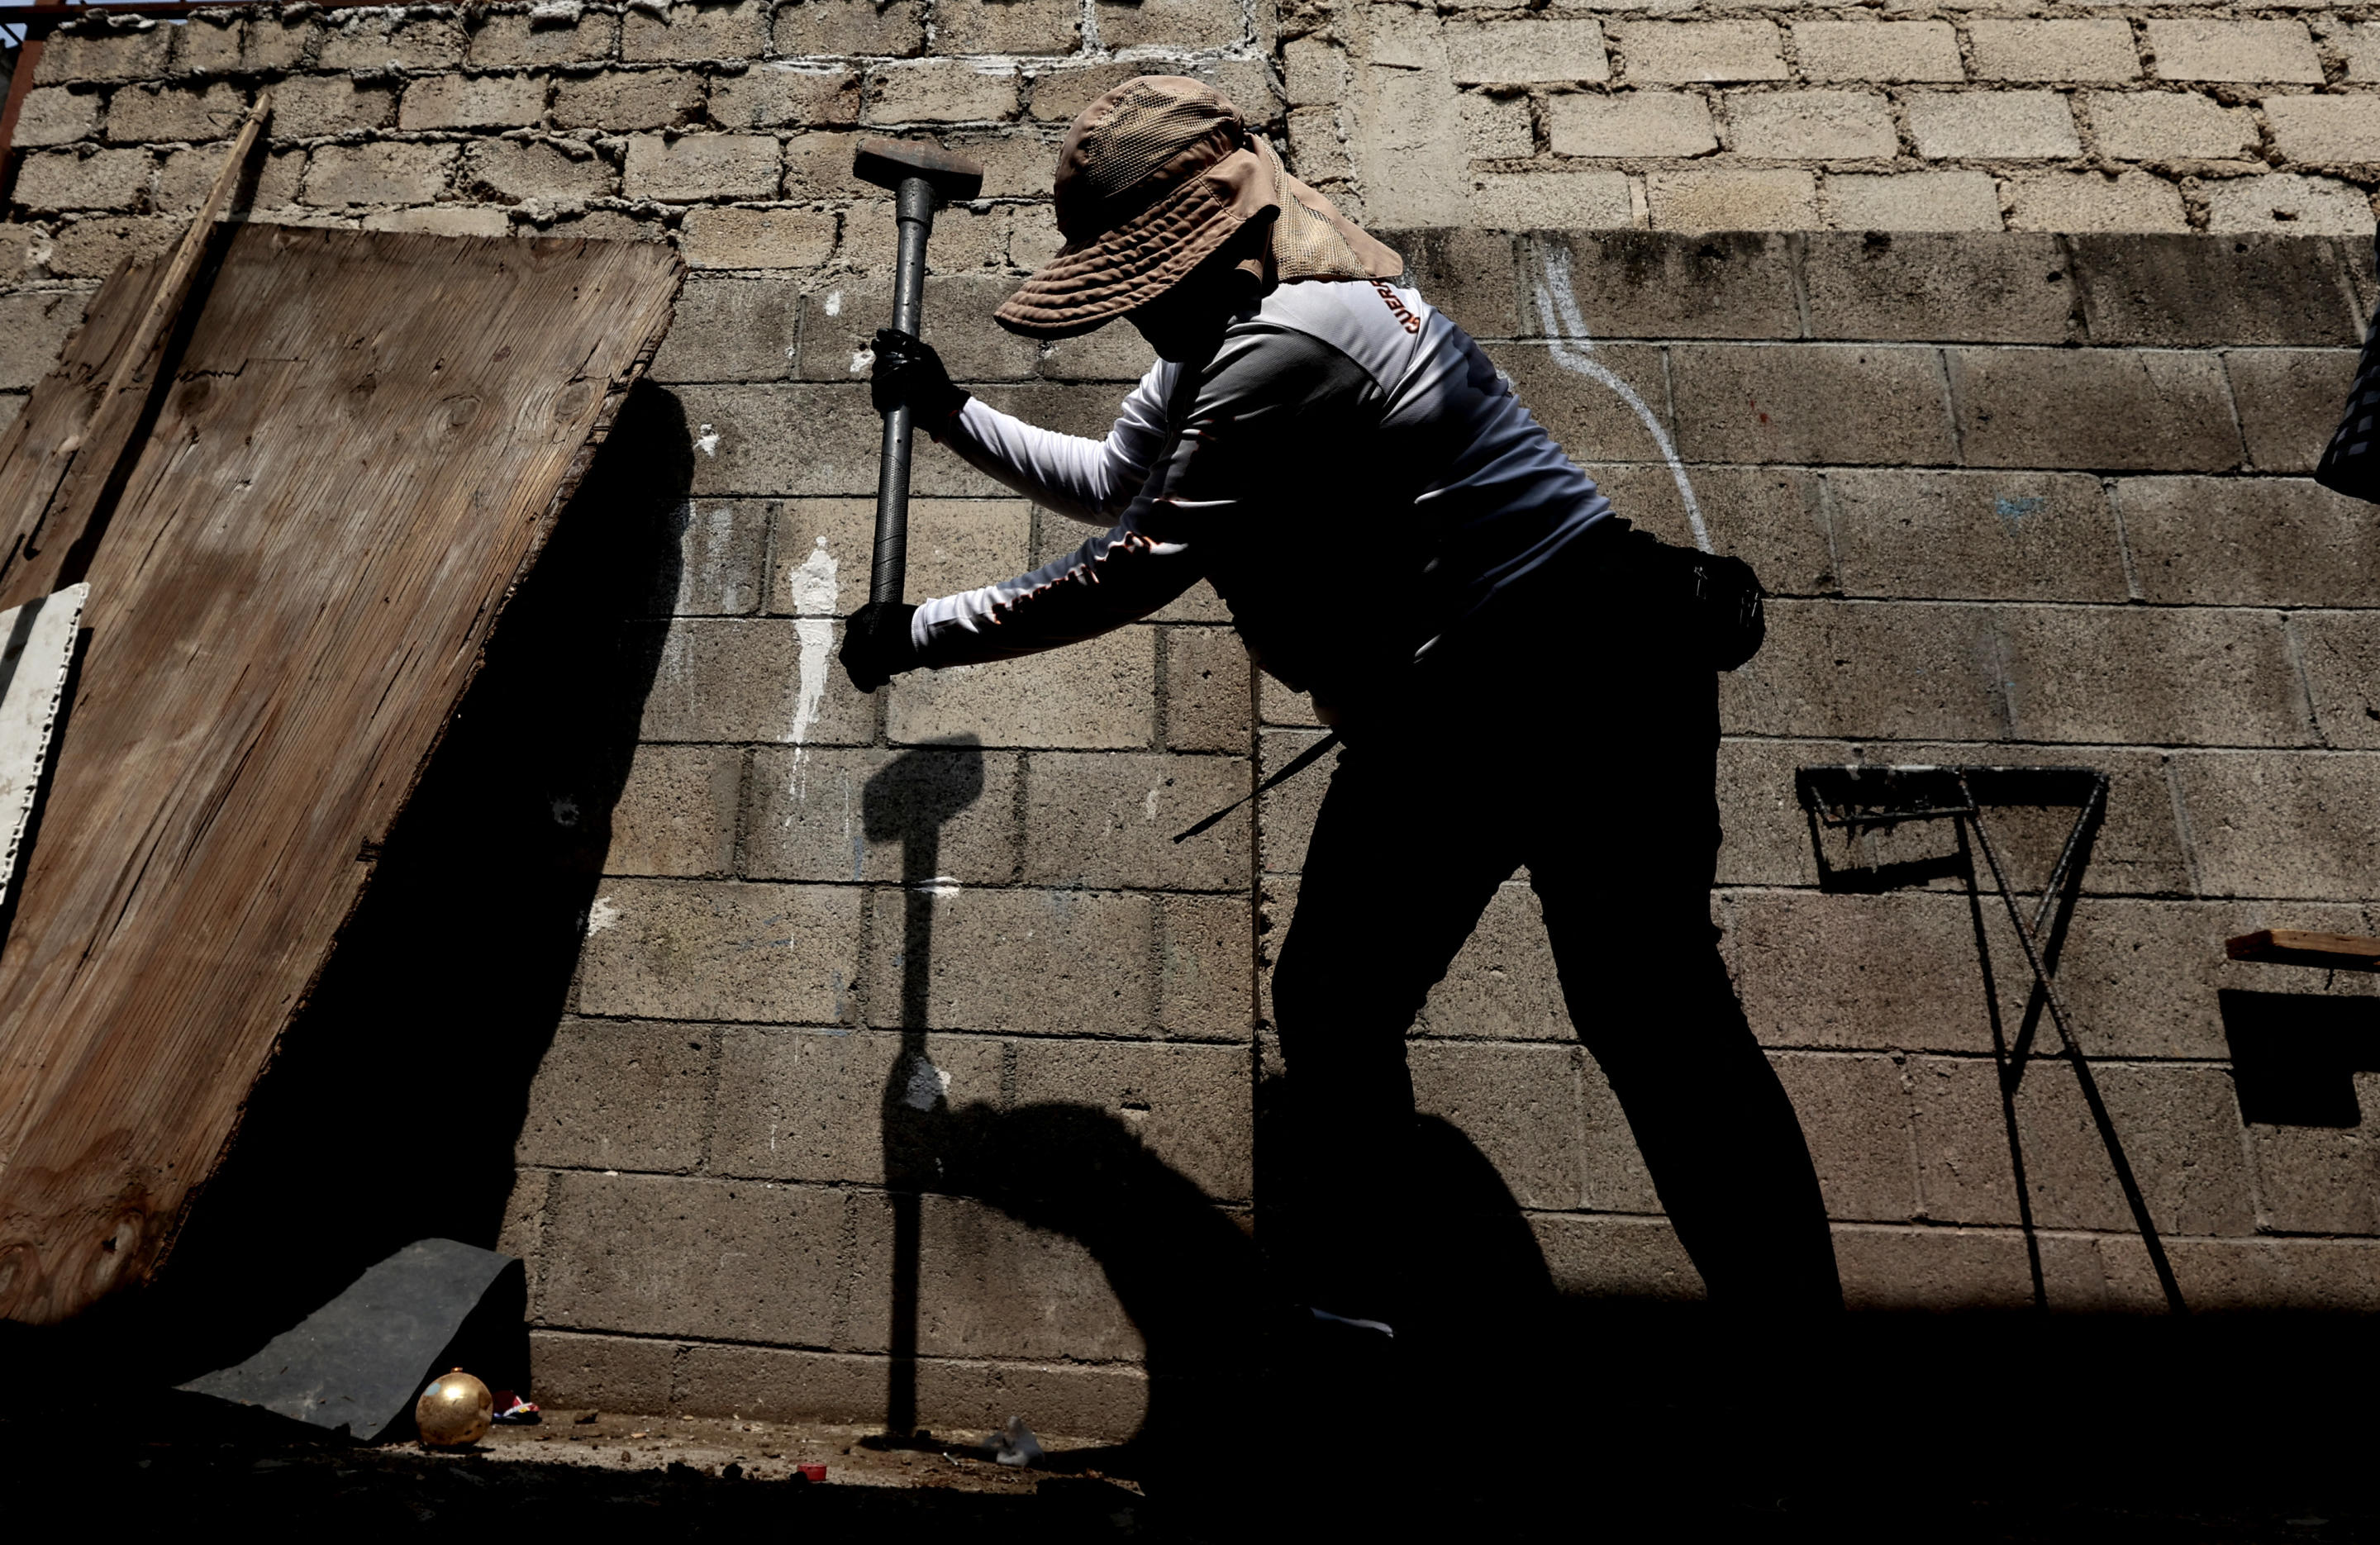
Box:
[2225,929,2380,972]
[0,226,682,1325]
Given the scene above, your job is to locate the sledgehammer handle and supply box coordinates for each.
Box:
[870,176,938,606]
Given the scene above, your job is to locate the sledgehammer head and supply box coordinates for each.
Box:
[852,137,985,202]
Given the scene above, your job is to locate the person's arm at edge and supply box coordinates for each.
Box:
[931,360,1174,526]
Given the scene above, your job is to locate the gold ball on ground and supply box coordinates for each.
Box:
[415,1369,493,1447]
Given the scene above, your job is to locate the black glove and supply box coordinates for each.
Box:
[840,600,919,693]
[871,329,967,422]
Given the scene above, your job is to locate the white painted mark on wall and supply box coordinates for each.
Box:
[823,289,844,317]
[902,1058,951,1111]
[584,895,621,936]
[1142,785,1162,822]
[785,535,840,800]
[850,348,876,376]
[693,423,720,457]
[1530,243,1711,555]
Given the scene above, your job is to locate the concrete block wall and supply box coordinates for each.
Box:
[8,0,2380,1443]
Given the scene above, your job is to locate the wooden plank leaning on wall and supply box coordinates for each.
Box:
[0,225,684,1325]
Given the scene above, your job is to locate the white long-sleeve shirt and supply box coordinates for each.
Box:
[911,277,1614,710]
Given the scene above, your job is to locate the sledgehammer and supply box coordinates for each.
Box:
[853,137,986,606]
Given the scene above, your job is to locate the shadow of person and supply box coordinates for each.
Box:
[102,379,695,1386]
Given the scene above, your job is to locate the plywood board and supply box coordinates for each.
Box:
[0,226,683,1324]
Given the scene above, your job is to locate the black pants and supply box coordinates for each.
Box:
[1270,550,1840,1321]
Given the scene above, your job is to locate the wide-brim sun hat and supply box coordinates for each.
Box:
[994,75,1405,340]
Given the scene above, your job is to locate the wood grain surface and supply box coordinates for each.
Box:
[0,225,682,1324]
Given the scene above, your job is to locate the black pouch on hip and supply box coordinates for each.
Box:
[1640,540,1766,671]
[2316,229,2380,504]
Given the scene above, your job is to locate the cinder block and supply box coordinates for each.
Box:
[2088,91,2255,162]
[602,743,742,877]
[36,215,185,278]
[1726,91,1896,160]
[1460,93,1534,160]
[1714,737,1829,888]
[529,1330,682,1414]
[1164,626,1250,753]
[1948,346,2240,470]
[398,72,548,131]
[1021,752,1251,892]
[1910,1056,2254,1235]
[636,616,876,746]
[711,1028,1007,1183]
[577,877,864,1022]
[745,744,1021,886]
[2206,175,2373,238]
[1831,1223,2035,1310]
[1727,889,2000,1053]
[241,15,314,73]
[169,12,244,74]
[1449,18,1611,85]
[2267,96,2380,167]
[2169,750,2380,899]
[1824,169,2002,233]
[1093,0,1242,50]
[709,64,862,131]
[794,273,1036,383]
[2002,604,2308,748]
[674,1343,882,1423]
[1007,1038,1254,1200]
[1771,1052,1919,1222]
[2297,612,2380,749]
[2006,171,2188,235]
[677,383,873,497]
[516,1017,715,1170]
[2251,1111,2380,1236]
[1906,91,2078,160]
[1968,20,2139,83]
[677,1343,1152,1434]
[1647,168,1820,232]
[855,1192,1144,1360]
[1284,37,1345,107]
[1155,893,1251,1042]
[540,1172,848,1343]
[551,67,703,131]
[622,0,770,63]
[1409,1041,1585,1210]
[1617,21,1787,84]
[456,136,616,206]
[888,627,1159,750]
[13,87,102,150]
[645,511,775,625]
[935,0,1079,55]
[678,206,836,269]
[1529,1214,1704,1300]
[1669,343,1954,466]
[650,274,800,383]
[1713,592,2027,738]
[1286,106,1349,183]
[1525,231,1797,341]
[35,24,175,83]
[2146,19,2322,85]
[623,132,781,202]
[13,148,152,213]
[1801,232,2071,343]
[1548,93,1716,160]
[1465,169,1635,232]
[104,80,245,143]
[0,292,88,394]
[863,887,1158,1034]
[1256,729,1333,876]
[268,76,399,139]
[0,397,22,440]
[316,13,468,71]
[156,140,303,214]
[303,141,459,207]
[470,9,623,68]
[1825,469,2125,601]
[2118,475,2380,606]
[834,198,1010,274]
[769,497,1030,621]
[2068,234,2363,346]
[495,1167,549,1267]
[865,60,1022,125]
[2159,1238,2380,1312]
[1483,343,1676,466]
[1792,21,1961,84]
[1410,881,1569,1043]
[1026,61,1145,125]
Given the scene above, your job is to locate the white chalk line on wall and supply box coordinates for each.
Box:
[1529,241,1711,556]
